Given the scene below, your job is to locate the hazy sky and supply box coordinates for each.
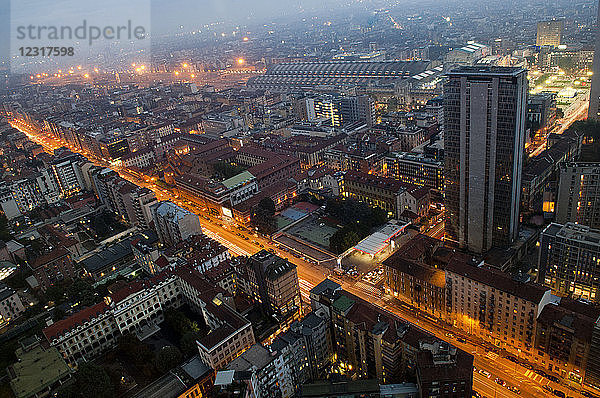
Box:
[1,0,345,71]
[150,0,346,34]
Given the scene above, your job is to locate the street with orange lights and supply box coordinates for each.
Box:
[10,119,597,398]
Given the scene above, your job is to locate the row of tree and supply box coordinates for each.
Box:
[327,198,388,253]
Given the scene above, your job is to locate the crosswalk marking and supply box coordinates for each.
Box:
[354,281,382,297]
[524,370,546,383]
[486,352,499,361]
[203,230,251,257]
[299,279,314,303]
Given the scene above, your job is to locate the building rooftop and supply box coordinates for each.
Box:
[31,248,69,270]
[7,344,71,398]
[226,344,273,372]
[353,220,410,255]
[43,301,109,342]
[445,252,550,303]
[447,66,526,77]
[221,170,255,190]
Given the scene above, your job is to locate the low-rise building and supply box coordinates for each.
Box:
[342,171,430,219]
[131,356,215,398]
[7,340,72,398]
[44,263,255,367]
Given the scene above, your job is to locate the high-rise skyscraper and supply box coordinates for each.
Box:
[589,4,600,120]
[444,66,528,253]
[536,20,563,47]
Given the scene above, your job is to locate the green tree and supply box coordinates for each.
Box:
[117,334,155,370]
[67,279,98,307]
[44,283,67,304]
[57,363,114,398]
[212,161,247,179]
[329,227,361,253]
[164,309,199,337]
[180,331,201,358]
[155,346,183,373]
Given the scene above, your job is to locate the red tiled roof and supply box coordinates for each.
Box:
[31,248,69,269]
[43,301,109,342]
[155,255,169,269]
[109,281,145,304]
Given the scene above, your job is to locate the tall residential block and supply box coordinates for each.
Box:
[556,163,600,229]
[539,222,600,302]
[444,66,528,253]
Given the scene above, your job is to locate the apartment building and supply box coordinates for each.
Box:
[51,154,85,197]
[539,222,600,302]
[271,307,333,390]
[383,235,446,317]
[0,283,25,327]
[30,248,76,291]
[226,344,291,398]
[166,234,230,273]
[43,265,254,367]
[240,250,302,319]
[416,341,474,397]
[176,267,255,370]
[151,201,203,248]
[445,253,552,357]
[535,298,600,384]
[121,148,155,169]
[384,151,444,191]
[310,279,474,388]
[555,163,600,229]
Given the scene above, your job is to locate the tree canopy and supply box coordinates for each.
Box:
[57,363,114,398]
[326,198,388,253]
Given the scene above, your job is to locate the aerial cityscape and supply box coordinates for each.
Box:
[1,0,600,397]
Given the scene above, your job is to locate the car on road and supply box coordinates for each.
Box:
[582,392,600,398]
[494,378,506,386]
[457,337,466,343]
[505,355,518,363]
[547,375,560,383]
[534,369,549,378]
[478,369,491,378]
[507,386,521,394]
[553,390,565,397]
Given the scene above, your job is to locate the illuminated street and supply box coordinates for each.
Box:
[11,120,595,398]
